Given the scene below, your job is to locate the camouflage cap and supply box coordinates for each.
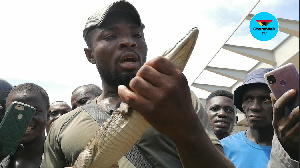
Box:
[83,0,143,40]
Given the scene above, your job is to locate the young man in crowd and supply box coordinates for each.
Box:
[42,0,234,167]
[205,90,236,140]
[46,101,72,133]
[71,84,102,110]
[1,83,49,168]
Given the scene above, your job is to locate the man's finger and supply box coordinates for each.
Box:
[129,76,159,100]
[144,56,178,75]
[286,106,299,127]
[273,89,297,122]
[136,64,166,88]
[270,93,276,105]
[118,85,151,117]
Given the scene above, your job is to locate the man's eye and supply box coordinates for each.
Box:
[35,110,43,115]
[243,97,252,103]
[103,35,117,41]
[262,97,271,103]
[132,33,142,38]
[210,107,219,112]
[226,109,234,114]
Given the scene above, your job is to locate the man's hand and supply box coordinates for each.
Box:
[119,56,235,168]
[118,56,198,140]
[271,89,299,161]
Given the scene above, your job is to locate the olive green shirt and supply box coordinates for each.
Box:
[41,91,220,168]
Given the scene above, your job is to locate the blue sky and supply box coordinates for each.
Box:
[0,0,298,104]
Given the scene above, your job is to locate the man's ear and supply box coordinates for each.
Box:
[84,48,96,64]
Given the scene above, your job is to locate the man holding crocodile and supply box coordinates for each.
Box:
[42,0,234,167]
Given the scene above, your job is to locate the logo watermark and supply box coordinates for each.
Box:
[250,12,279,41]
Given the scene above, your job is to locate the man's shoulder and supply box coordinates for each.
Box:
[53,100,100,126]
[54,106,85,126]
[221,131,245,143]
[43,101,102,167]
[49,103,101,135]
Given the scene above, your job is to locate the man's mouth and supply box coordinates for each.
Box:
[26,126,33,132]
[248,114,262,120]
[214,120,229,128]
[119,52,140,70]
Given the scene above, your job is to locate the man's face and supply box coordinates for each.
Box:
[6,92,47,144]
[242,84,273,129]
[71,88,97,110]
[47,102,71,132]
[48,102,71,123]
[88,12,147,87]
[206,96,236,139]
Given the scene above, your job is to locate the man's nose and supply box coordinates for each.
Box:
[249,99,261,111]
[217,109,228,117]
[118,38,137,49]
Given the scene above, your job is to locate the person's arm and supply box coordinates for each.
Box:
[118,56,234,168]
[268,134,299,168]
[270,89,299,161]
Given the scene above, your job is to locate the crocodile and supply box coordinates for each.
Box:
[73,27,199,168]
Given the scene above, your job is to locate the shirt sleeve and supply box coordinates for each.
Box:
[41,111,73,168]
[267,133,299,168]
[41,107,102,168]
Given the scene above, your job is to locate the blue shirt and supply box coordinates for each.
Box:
[221,131,272,168]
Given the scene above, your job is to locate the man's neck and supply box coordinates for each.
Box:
[97,86,121,113]
[246,126,274,146]
[12,137,45,168]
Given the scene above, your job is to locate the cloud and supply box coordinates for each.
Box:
[252,0,299,20]
[227,31,289,50]
[0,0,296,103]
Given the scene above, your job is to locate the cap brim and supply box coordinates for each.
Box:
[234,85,245,112]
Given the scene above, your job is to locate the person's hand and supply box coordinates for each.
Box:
[271,89,299,161]
[118,56,199,140]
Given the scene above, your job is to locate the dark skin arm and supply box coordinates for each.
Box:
[271,89,299,161]
[118,56,234,168]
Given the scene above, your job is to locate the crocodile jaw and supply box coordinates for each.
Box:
[163,27,199,72]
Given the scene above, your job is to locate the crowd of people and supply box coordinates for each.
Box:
[0,0,299,167]
[0,80,102,168]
